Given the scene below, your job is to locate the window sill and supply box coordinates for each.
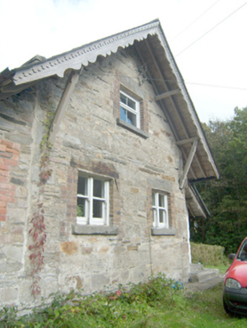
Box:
[72,224,119,235]
[151,227,176,236]
[116,118,149,139]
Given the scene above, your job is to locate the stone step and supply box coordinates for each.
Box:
[189,268,220,283]
[190,263,204,273]
[184,275,224,293]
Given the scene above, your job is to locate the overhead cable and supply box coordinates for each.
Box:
[171,0,221,42]
[176,2,247,57]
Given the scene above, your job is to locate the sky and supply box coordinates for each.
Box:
[0,0,246,123]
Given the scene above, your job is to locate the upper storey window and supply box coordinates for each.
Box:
[120,91,140,128]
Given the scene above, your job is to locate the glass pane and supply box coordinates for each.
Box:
[159,194,165,207]
[159,209,165,223]
[127,111,136,126]
[93,179,104,198]
[120,93,127,105]
[152,193,156,206]
[127,98,136,110]
[93,199,103,218]
[120,106,126,121]
[77,176,87,195]
[239,242,247,261]
[77,197,86,217]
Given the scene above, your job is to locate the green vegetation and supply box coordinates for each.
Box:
[191,242,229,267]
[205,264,229,274]
[190,107,247,254]
[1,274,247,328]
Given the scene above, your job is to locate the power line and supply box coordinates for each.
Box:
[94,72,247,91]
[171,0,221,42]
[176,2,247,57]
[185,82,247,91]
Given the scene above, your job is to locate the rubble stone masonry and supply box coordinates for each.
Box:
[0,46,190,309]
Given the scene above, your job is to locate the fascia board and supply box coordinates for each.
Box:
[155,24,219,180]
[12,20,160,86]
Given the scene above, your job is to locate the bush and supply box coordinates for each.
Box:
[0,274,177,328]
[191,242,229,266]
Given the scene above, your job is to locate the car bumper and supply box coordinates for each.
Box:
[223,285,247,315]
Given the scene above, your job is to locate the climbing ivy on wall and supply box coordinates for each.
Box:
[29,103,54,296]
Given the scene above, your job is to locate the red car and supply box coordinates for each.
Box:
[223,237,247,315]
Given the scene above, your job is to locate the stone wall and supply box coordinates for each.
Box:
[0,45,190,308]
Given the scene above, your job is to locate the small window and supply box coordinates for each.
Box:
[77,173,109,226]
[120,91,140,128]
[152,192,169,228]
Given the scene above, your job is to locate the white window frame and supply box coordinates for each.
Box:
[152,192,169,228]
[120,91,140,128]
[77,174,110,226]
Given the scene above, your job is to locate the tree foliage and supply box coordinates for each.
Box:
[190,107,247,253]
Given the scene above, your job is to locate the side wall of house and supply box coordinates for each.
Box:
[39,46,190,297]
[0,45,190,308]
[0,80,67,307]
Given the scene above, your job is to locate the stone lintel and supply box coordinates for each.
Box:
[151,227,176,236]
[72,224,119,235]
[116,119,149,139]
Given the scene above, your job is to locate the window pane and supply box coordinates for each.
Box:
[120,93,127,105]
[77,197,86,217]
[159,209,165,223]
[77,176,87,195]
[127,98,136,110]
[93,199,103,218]
[152,193,155,206]
[93,179,104,198]
[120,106,126,121]
[127,111,136,126]
[159,194,165,207]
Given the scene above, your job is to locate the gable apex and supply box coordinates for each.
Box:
[0,19,219,182]
[11,20,162,86]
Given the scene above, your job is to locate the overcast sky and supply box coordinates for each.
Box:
[0,0,246,123]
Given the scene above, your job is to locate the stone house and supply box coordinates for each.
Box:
[0,20,219,308]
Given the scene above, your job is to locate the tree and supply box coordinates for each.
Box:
[191,107,247,253]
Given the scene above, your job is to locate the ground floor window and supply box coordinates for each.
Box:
[77,172,109,225]
[152,192,169,228]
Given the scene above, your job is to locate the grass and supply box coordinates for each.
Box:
[205,263,230,274]
[1,275,247,328]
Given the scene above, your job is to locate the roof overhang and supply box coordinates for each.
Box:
[0,19,219,182]
[185,184,210,219]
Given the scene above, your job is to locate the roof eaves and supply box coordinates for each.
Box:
[11,20,161,86]
[154,22,219,180]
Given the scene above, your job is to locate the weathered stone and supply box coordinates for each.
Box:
[72,224,119,235]
[10,177,25,186]
[98,246,109,253]
[0,119,15,132]
[0,40,193,310]
[0,113,27,126]
[2,246,23,263]
[7,208,27,223]
[0,287,18,304]
[127,245,138,251]
[5,133,32,145]
[5,260,23,273]
[113,246,125,254]
[60,241,78,255]
[81,247,93,255]
[91,274,110,291]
